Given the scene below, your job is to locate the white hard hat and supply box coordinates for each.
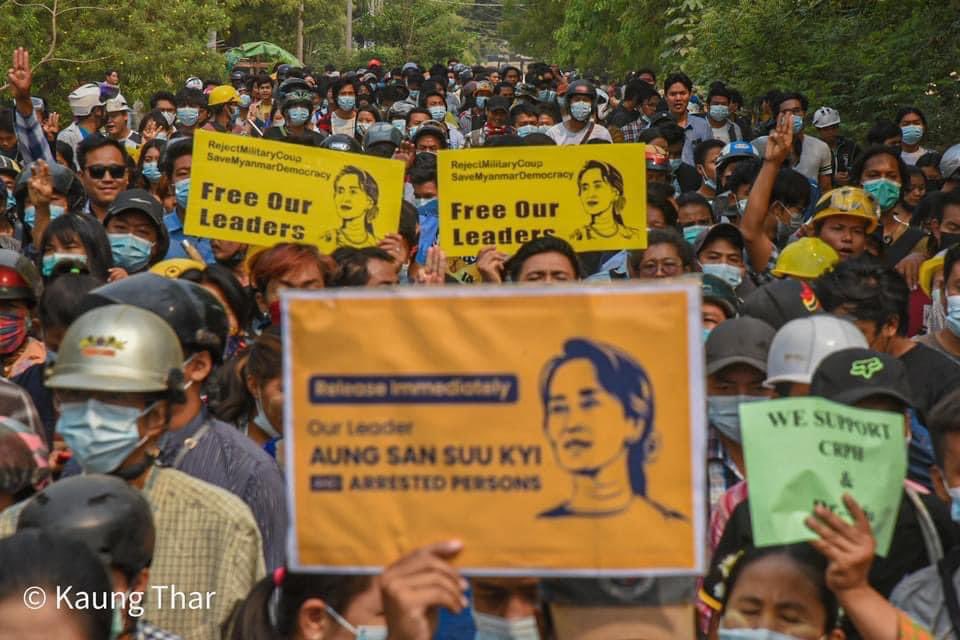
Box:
[185,76,203,91]
[105,94,129,113]
[67,83,104,117]
[764,314,867,387]
[812,106,841,129]
[941,143,960,181]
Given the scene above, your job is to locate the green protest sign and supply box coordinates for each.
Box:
[741,397,906,556]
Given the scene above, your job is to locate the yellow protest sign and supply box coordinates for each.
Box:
[184,129,404,251]
[283,283,705,575]
[437,145,647,256]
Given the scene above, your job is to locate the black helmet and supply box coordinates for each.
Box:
[230,69,245,83]
[276,64,292,81]
[566,79,598,105]
[17,474,154,577]
[363,122,403,154]
[0,248,42,304]
[281,88,314,111]
[14,161,86,219]
[278,77,311,102]
[82,273,230,363]
[320,134,362,153]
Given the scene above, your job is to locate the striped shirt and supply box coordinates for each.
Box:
[0,377,44,437]
[157,407,288,571]
[0,467,264,640]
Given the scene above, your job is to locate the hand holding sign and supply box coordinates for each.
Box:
[381,540,468,640]
[806,493,875,594]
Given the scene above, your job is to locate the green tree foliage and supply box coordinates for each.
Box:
[354,0,477,67]
[0,0,229,114]
[684,0,960,144]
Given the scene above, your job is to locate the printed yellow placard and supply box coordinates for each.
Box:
[184,129,403,251]
[437,145,647,256]
[283,282,705,576]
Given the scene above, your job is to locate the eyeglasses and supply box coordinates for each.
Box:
[637,259,683,276]
[86,164,127,180]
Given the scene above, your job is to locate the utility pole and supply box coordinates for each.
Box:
[345,0,353,54]
[296,1,304,62]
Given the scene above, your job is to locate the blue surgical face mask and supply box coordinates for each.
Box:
[569,101,592,122]
[702,177,717,191]
[414,196,437,209]
[901,124,923,146]
[253,391,281,440]
[947,484,960,523]
[791,114,804,134]
[42,252,87,278]
[109,233,154,272]
[517,124,538,138]
[701,262,743,289]
[669,158,683,172]
[709,105,730,122]
[473,611,541,640]
[175,178,190,210]
[408,90,420,102]
[287,106,310,126]
[428,106,447,121]
[324,603,387,640]
[538,89,556,104]
[683,224,710,245]
[707,395,767,444]
[391,119,406,132]
[337,95,356,111]
[718,629,803,640]
[239,94,252,108]
[475,96,488,109]
[141,161,162,184]
[703,328,713,343]
[56,399,153,474]
[862,178,901,211]
[5,192,14,212]
[154,132,168,142]
[176,107,199,127]
[736,198,749,216]
[24,203,66,228]
[947,295,960,338]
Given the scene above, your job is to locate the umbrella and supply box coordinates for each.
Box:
[226,41,301,70]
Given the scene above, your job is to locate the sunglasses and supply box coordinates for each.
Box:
[86,164,127,180]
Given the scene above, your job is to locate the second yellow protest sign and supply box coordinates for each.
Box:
[184,129,404,251]
[283,282,705,576]
[438,144,647,255]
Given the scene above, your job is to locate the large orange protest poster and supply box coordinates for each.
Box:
[283,283,705,576]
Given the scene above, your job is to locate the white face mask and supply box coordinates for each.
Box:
[474,611,540,640]
[325,603,387,640]
[718,629,808,640]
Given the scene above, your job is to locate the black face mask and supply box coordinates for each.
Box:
[216,250,246,269]
[940,232,960,251]
[927,179,944,192]
[0,146,16,160]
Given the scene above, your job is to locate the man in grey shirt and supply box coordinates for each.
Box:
[751,92,833,194]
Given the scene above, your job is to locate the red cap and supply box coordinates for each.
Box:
[368,58,382,68]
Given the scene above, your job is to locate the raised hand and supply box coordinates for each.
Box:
[415,245,447,286]
[27,160,54,207]
[805,493,874,594]
[765,112,794,166]
[475,246,508,283]
[380,540,467,640]
[7,47,31,99]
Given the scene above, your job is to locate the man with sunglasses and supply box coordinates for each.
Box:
[76,133,129,222]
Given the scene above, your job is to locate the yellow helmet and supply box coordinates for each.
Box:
[771,237,840,280]
[919,251,947,298]
[207,85,240,107]
[810,187,880,233]
[149,259,206,279]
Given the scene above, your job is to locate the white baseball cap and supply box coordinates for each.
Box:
[105,94,129,113]
[764,314,867,387]
[67,83,104,117]
[812,106,841,129]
